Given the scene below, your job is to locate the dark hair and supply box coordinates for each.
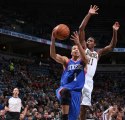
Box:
[71,45,77,50]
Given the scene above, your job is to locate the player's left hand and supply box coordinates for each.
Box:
[70,31,80,45]
[113,22,120,31]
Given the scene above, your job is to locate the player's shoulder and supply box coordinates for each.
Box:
[62,56,71,68]
[85,48,98,55]
[86,48,97,53]
[93,49,98,54]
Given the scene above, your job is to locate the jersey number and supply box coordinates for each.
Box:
[74,73,77,81]
[88,58,93,65]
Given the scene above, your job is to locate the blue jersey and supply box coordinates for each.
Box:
[60,59,85,91]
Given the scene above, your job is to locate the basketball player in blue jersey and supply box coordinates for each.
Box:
[50,30,88,120]
[78,5,120,120]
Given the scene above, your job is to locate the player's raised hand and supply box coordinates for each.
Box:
[113,22,120,31]
[70,31,80,45]
[88,5,99,15]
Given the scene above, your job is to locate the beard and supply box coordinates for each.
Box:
[74,51,80,56]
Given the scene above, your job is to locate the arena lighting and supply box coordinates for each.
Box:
[3,46,6,50]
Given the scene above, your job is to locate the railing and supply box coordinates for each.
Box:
[1,28,125,52]
[0,28,71,49]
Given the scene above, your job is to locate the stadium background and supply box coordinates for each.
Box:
[0,0,125,119]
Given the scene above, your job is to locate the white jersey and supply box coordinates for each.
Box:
[81,48,99,106]
[85,48,98,79]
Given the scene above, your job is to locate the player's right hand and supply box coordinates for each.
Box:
[88,5,99,15]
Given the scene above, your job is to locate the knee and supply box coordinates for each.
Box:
[60,88,71,105]
[80,105,88,112]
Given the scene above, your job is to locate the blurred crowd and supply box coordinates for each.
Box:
[0,52,125,120]
[0,53,61,120]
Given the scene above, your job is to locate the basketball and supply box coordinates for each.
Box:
[53,24,70,40]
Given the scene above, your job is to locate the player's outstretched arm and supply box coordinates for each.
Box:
[79,5,99,48]
[71,31,88,64]
[97,22,120,57]
[50,30,68,65]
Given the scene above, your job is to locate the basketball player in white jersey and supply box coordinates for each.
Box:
[78,5,120,120]
[102,104,118,120]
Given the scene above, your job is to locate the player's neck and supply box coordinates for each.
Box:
[72,56,80,61]
[89,48,94,52]
[13,95,18,98]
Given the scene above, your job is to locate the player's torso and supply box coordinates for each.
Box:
[85,48,98,79]
[60,59,85,90]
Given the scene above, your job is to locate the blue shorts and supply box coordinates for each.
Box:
[56,87,81,120]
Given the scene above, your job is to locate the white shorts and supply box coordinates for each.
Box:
[81,76,93,106]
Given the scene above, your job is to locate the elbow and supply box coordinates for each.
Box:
[109,44,115,51]
[109,47,113,52]
[112,43,116,49]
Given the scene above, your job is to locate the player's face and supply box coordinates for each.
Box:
[13,88,19,96]
[86,37,96,49]
[71,45,80,57]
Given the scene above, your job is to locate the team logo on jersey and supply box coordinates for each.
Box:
[68,64,83,71]
[86,50,98,59]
